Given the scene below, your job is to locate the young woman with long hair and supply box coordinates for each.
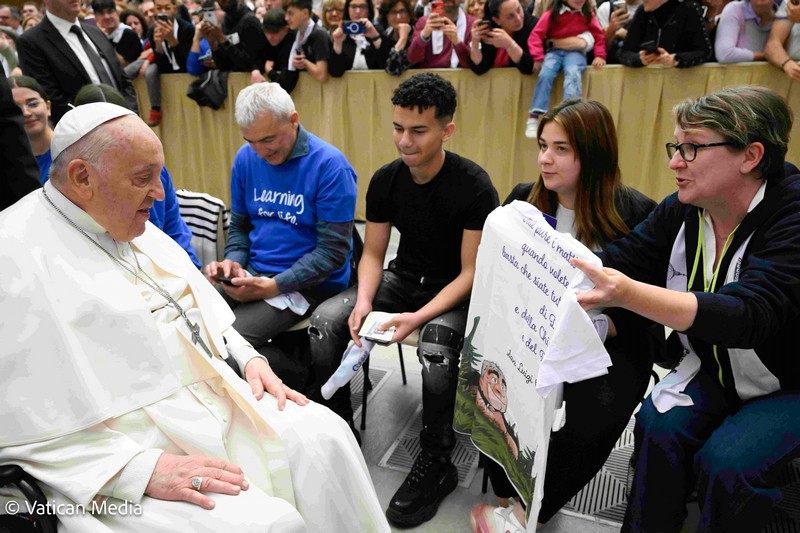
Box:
[471,98,660,533]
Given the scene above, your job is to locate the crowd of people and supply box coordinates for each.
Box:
[2,57,800,532]
[0,0,799,531]
[1,0,799,132]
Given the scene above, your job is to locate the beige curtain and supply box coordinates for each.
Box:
[136,64,800,220]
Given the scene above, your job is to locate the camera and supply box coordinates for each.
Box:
[431,0,444,16]
[156,13,170,22]
[342,20,366,34]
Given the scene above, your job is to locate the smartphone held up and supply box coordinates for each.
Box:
[431,0,445,16]
[201,0,218,26]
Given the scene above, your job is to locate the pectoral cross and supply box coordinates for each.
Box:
[187,319,213,359]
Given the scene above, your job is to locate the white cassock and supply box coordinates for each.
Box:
[0,183,390,533]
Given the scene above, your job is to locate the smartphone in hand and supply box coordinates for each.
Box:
[431,1,444,16]
[639,40,658,54]
[201,6,218,25]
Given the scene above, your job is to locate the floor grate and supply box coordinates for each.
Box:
[562,419,800,531]
[350,366,392,421]
[377,405,480,488]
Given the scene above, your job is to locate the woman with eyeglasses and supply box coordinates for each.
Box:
[569,86,800,532]
[329,0,391,75]
[471,98,658,532]
[377,0,416,75]
[9,75,53,185]
[321,0,345,32]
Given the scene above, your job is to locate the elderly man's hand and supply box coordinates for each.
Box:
[145,453,249,509]
[244,357,309,409]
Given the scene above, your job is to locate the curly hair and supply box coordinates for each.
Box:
[391,73,457,120]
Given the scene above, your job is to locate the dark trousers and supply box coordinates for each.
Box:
[485,338,653,522]
[623,370,800,533]
[219,285,332,390]
[309,269,468,457]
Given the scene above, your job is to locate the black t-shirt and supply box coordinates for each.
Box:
[301,27,331,64]
[366,151,499,281]
[115,27,143,65]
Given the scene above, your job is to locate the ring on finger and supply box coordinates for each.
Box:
[191,476,203,490]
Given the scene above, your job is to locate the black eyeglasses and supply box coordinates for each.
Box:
[665,141,736,162]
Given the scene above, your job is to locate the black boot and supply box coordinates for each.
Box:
[385,451,458,526]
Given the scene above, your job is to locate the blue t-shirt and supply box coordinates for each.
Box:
[36,150,52,185]
[230,127,357,291]
[149,167,201,268]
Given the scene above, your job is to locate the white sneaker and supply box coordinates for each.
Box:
[525,115,539,139]
[469,500,526,533]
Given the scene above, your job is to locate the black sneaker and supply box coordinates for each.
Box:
[385,452,458,526]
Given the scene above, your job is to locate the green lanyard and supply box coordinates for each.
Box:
[687,210,739,386]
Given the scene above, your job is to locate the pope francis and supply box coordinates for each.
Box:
[0,103,390,532]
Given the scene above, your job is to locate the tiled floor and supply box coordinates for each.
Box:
[361,342,621,533]
[355,223,622,532]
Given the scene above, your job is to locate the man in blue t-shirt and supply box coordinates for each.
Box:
[205,82,357,393]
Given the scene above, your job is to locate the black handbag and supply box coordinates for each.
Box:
[186,69,229,110]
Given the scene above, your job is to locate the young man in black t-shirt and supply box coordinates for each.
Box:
[309,73,499,527]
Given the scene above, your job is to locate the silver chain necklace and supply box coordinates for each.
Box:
[42,188,214,359]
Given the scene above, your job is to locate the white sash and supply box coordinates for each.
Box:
[652,194,778,412]
[288,22,314,71]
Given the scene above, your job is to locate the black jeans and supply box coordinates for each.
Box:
[309,269,468,458]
